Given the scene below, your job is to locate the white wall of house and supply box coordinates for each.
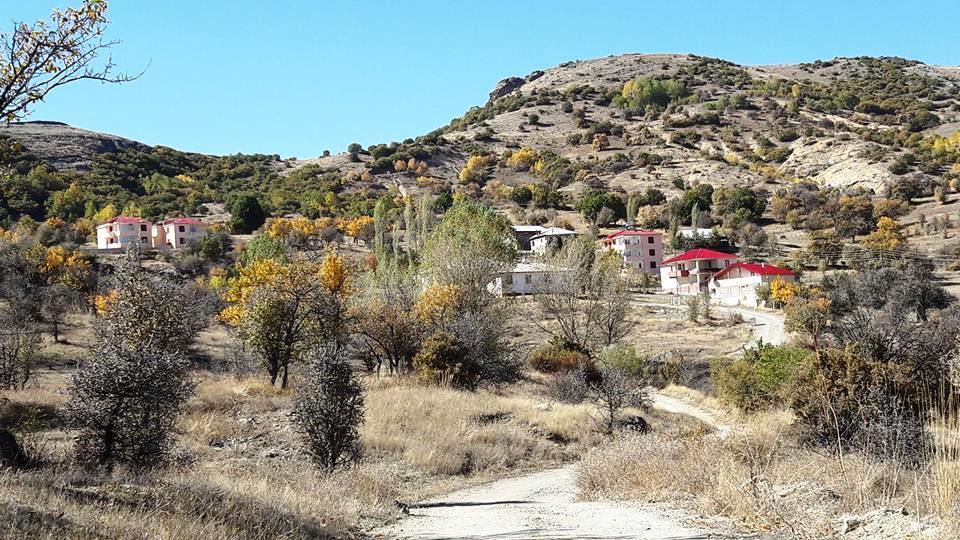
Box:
[660,256,738,295]
[154,221,208,249]
[96,221,152,249]
[709,272,797,306]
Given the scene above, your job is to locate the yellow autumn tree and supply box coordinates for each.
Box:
[592,134,610,151]
[862,216,905,252]
[458,154,494,183]
[770,278,801,304]
[506,147,538,171]
[414,283,463,332]
[92,204,118,223]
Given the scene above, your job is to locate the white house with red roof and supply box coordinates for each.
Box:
[708,262,797,306]
[96,216,153,249]
[599,229,663,274]
[659,248,739,295]
[152,217,209,249]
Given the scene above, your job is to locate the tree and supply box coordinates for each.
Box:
[862,217,905,253]
[420,200,517,309]
[534,239,629,352]
[229,194,266,234]
[1,0,139,122]
[591,134,610,151]
[40,282,81,343]
[64,255,204,471]
[291,345,364,472]
[352,263,422,375]
[0,308,40,390]
[835,196,875,240]
[220,252,351,388]
[784,296,831,351]
[590,367,650,434]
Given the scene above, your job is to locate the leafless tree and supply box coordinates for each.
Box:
[590,367,651,434]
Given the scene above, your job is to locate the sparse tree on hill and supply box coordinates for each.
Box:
[590,367,650,434]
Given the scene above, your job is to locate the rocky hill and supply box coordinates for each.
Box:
[2,54,959,235]
[0,121,151,171]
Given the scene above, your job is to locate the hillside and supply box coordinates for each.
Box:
[2,54,960,250]
[0,121,150,171]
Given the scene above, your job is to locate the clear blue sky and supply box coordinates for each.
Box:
[5,0,959,158]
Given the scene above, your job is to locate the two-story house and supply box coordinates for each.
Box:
[152,218,208,249]
[530,227,577,254]
[599,229,663,274]
[659,248,739,295]
[96,216,153,249]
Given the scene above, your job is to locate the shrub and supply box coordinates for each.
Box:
[712,344,810,412]
[547,368,590,404]
[597,345,648,379]
[528,343,589,374]
[291,345,364,472]
[413,332,476,389]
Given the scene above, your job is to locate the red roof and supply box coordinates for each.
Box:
[713,262,795,279]
[161,217,205,226]
[662,248,739,265]
[104,216,151,225]
[604,229,659,239]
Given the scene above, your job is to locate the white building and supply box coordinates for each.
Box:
[659,248,739,295]
[152,218,208,249]
[530,227,577,254]
[511,225,545,252]
[708,262,797,306]
[96,216,153,249]
[488,262,568,296]
[599,229,663,274]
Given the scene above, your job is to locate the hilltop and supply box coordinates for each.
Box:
[1,54,960,245]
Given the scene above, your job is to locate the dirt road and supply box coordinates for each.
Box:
[372,303,783,539]
[372,465,720,539]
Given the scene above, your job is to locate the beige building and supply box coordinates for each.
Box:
[599,229,663,274]
[152,218,209,249]
[96,217,153,249]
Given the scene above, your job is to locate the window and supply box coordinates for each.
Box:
[647,237,654,244]
[504,274,513,285]
[189,227,196,233]
[179,238,185,245]
[107,225,113,232]
[650,261,657,268]
[140,224,147,232]
[524,274,532,285]
[178,225,185,233]
[140,237,148,243]
[649,249,656,256]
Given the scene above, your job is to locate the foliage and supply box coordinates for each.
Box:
[862,216,905,252]
[528,343,590,374]
[506,148,538,171]
[712,344,810,412]
[291,345,364,472]
[0,0,136,122]
[770,278,800,304]
[229,193,267,234]
[64,255,205,471]
[615,77,691,112]
[413,332,475,388]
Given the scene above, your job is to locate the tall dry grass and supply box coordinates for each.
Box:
[577,409,950,538]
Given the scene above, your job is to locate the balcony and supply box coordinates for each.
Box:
[669,270,690,278]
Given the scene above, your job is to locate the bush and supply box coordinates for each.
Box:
[597,345,648,379]
[413,332,475,389]
[291,345,364,472]
[528,343,589,374]
[711,344,809,412]
[547,368,590,404]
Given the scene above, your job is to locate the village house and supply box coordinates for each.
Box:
[96,216,153,249]
[708,262,797,306]
[152,217,209,249]
[599,229,663,274]
[530,227,576,254]
[659,248,739,295]
[488,261,568,296]
[511,225,546,252]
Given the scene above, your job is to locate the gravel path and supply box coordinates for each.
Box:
[372,303,785,539]
[371,466,721,539]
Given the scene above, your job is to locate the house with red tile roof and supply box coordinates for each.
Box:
[659,248,739,295]
[96,216,153,249]
[708,262,797,306]
[599,229,663,274]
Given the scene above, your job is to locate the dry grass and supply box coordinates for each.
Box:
[577,410,951,538]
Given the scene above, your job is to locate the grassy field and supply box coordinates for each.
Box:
[1,300,718,539]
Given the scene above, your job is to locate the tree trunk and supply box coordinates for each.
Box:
[281,363,289,390]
